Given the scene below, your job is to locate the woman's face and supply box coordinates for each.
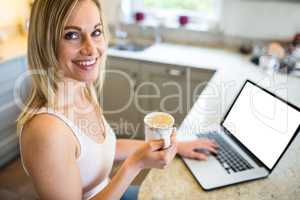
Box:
[58,0,106,83]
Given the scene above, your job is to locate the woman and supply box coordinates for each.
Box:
[17,0,218,199]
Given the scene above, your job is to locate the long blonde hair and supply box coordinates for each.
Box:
[16,0,109,133]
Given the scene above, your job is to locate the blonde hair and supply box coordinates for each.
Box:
[16,0,109,133]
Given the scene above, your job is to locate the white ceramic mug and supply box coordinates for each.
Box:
[144,112,175,149]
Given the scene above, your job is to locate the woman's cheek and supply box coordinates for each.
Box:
[99,43,107,55]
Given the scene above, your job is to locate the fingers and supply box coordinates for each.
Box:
[170,127,177,143]
[190,151,208,160]
[171,132,176,142]
[200,146,218,155]
[172,127,177,135]
[154,140,177,169]
[149,139,165,151]
[196,139,219,154]
[148,128,178,169]
[200,139,219,148]
[150,127,177,151]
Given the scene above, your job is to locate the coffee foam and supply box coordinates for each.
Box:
[145,112,174,129]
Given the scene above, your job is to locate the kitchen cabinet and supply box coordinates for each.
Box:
[103,56,214,139]
[138,61,214,128]
[102,57,141,139]
[0,56,28,167]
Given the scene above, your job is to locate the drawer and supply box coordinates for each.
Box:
[0,88,14,105]
[0,125,16,140]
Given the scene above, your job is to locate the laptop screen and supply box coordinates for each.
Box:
[222,81,300,170]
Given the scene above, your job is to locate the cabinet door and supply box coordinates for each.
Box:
[188,66,215,107]
[0,57,26,95]
[138,62,214,128]
[102,57,141,139]
[0,56,28,167]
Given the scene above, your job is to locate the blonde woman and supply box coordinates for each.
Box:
[17,0,218,199]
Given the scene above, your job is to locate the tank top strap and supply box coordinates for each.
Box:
[36,107,84,155]
[37,107,83,136]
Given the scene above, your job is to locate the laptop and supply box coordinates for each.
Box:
[182,80,300,190]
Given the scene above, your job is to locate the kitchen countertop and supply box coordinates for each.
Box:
[137,53,300,199]
[108,40,300,200]
[108,43,244,71]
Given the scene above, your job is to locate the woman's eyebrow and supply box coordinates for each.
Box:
[94,23,102,28]
[64,23,102,31]
[64,26,81,31]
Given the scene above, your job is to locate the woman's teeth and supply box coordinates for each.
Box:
[75,59,96,68]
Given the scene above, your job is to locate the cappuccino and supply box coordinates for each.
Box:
[144,112,175,149]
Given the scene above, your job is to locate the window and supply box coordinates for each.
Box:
[122,0,222,31]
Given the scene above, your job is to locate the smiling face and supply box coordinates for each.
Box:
[57,0,106,83]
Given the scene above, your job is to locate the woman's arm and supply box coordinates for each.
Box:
[115,139,145,161]
[115,138,219,161]
[92,138,176,200]
[23,115,177,200]
[21,115,83,200]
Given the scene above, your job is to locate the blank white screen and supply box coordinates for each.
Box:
[223,82,300,169]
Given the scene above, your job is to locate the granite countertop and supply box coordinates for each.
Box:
[109,39,300,200]
[138,55,300,199]
[108,43,243,71]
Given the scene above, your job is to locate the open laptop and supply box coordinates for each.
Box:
[182,80,300,190]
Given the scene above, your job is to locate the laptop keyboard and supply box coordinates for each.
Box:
[196,131,254,174]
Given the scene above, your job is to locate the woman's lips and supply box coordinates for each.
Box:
[73,58,97,71]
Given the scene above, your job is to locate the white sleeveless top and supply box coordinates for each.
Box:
[19,107,116,200]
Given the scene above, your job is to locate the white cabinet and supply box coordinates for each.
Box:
[0,56,28,167]
[103,56,214,139]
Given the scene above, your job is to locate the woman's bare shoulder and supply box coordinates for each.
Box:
[21,113,77,159]
[20,114,81,199]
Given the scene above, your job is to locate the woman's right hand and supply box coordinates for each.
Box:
[130,133,177,170]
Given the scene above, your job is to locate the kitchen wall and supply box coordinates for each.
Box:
[0,0,30,36]
[102,0,121,26]
[221,0,300,40]
[1,0,298,43]
[102,0,300,43]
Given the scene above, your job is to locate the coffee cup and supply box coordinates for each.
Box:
[144,112,175,149]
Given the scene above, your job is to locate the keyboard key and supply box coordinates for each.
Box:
[222,162,230,169]
[197,132,253,174]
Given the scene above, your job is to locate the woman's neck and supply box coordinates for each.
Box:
[55,77,91,112]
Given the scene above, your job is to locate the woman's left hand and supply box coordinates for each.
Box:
[177,139,218,160]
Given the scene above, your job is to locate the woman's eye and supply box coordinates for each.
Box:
[64,32,80,40]
[92,29,102,37]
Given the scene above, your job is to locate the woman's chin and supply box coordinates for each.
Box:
[78,75,98,84]
[75,67,99,83]
[65,73,98,84]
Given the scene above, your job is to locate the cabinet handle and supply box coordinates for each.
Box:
[133,80,138,91]
[131,72,138,78]
[167,69,185,76]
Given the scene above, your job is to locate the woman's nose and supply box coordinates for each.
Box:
[80,35,97,56]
